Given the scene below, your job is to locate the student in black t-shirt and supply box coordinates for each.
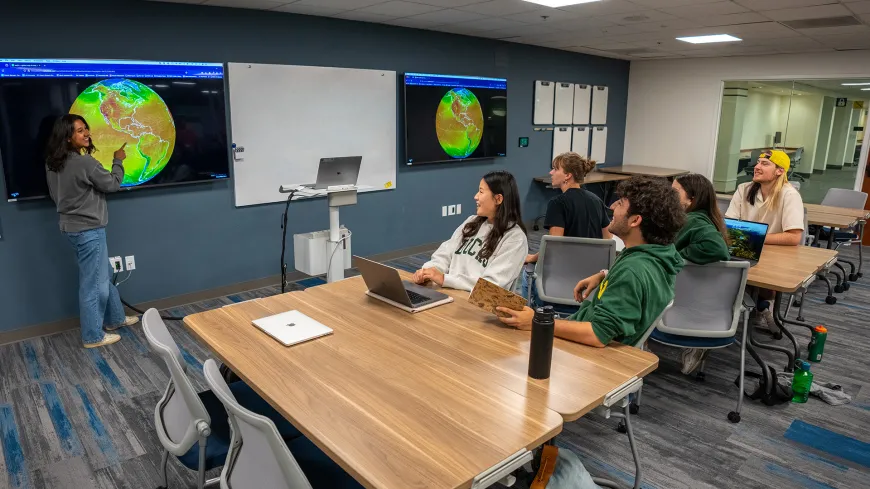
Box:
[521,152,611,300]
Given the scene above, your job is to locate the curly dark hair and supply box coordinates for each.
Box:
[616,176,686,245]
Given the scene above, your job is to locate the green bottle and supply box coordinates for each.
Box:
[791,360,813,403]
[807,325,828,363]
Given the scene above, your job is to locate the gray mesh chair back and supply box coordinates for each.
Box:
[635,300,674,348]
[534,236,615,305]
[657,261,749,338]
[202,359,313,489]
[142,308,211,457]
[821,188,868,209]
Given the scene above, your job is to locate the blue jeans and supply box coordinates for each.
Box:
[64,228,126,343]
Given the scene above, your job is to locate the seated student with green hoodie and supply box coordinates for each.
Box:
[671,173,731,374]
[498,176,685,347]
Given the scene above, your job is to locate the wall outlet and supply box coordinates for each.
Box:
[448,205,456,216]
[110,256,123,273]
[441,205,448,217]
[125,255,136,271]
[456,204,461,215]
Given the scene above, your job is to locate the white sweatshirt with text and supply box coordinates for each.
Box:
[422,216,528,291]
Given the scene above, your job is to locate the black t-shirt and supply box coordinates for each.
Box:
[544,188,611,238]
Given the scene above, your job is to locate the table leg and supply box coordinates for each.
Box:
[857,221,864,277]
[749,293,796,372]
[745,319,773,398]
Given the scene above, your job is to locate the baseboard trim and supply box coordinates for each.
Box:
[0,242,441,346]
[813,169,825,175]
[796,172,812,178]
[827,165,844,170]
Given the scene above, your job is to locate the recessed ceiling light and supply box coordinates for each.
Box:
[522,0,601,7]
[843,82,870,86]
[862,88,870,91]
[752,86,763,89]
[676,34,742,44]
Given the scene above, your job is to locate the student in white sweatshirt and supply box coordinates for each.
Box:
[413,171,528,291]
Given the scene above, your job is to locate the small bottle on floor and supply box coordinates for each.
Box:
[791,360,814,403]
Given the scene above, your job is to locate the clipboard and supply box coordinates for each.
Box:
[573,84,591,125]
[554,82,574,124]
[534,80,555,125]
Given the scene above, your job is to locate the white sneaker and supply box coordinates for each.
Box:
[681,348,708,375]
[105,315,140,331]
[759,309,779,335]
[84,333,121,349]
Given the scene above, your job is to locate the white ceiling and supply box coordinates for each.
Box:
[147,0,870,60]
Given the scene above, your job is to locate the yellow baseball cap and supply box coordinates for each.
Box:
[759,150,790,172]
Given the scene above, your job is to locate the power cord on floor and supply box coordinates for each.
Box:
[113,270,184,321]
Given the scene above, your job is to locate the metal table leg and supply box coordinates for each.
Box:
[745,319,773,398]
[750,293,797,371]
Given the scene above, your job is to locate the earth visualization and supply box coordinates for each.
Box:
[70,78,176,186]
[435,87,484,159]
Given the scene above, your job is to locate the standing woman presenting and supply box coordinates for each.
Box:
[45,114,138,348]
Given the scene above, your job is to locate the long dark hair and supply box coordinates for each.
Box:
[45,114,96,172]
[675,173,729,245]
[461,171,526,260]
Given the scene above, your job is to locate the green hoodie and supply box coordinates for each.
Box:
[674,211,730,265]
[567,243,684,346]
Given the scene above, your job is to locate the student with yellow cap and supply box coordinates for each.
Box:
[725,149,804,333]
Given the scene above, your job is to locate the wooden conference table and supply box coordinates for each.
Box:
[743,245,838,385]
[597,165,689,178]
[184,272,658,489]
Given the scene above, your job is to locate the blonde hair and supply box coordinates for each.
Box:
[746,171,791,217]
[552,152,596,183]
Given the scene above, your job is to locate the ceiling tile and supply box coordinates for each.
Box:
[407,0,489,6]
[293,0,386,8]
[385,16,443,27]
[449,16,528,31]
[557,0,642,16]
[799,24,870,38]
[501,8,583,24]
[860,13,870,23]
[594,9,679,25]
[334,10,399,21]
[273,4,350,15]
[358,1,443,16]
[630,18,697,32]
[734,0,836,10]
[628,0,720,8]
[845,1,870,15]
[456,0,541,16]
[760,4,852,21]
[402,8,487,23]
[475,23,555,38]
[694,12,769,27]
[660,1,750,19]
[203,0,289,8]
[812,33,870,49]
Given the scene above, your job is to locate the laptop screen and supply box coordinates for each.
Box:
[724,218,769,262]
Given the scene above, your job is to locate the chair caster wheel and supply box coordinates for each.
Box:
[728,411,741,423]
[696,371,706,382]
[826,296,837,305]
[849,273,859,282]
[843,282,851,291]
[629,403,639,415]
[792,299,802,307]
[857,272,863,278]
[773,332,783,340]
[616,421,627,434]
[834,285,844,293]
[797,316,805,322]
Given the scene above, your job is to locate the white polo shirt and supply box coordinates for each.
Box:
[725,182,804,234]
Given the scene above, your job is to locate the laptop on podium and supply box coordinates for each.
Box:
[302,156,362,189]
[724,218,769,266]
[355,256,453,313]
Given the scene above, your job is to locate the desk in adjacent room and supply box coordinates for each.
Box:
[183,273,658,489]
[597,165,689,178]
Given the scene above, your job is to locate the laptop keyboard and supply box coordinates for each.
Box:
[406,289,431,305]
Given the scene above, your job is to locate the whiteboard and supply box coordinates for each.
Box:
[554,82,574,124]
[552,127,572,161]
[573,84,591,125]
[572,127,589,158]
[591,85,608,125]
[228,63,397,207]
[533,81,555,125]
[591,126,607,164]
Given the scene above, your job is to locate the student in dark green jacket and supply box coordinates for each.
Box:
[672,173,731,373]
[672,173,730,265]
[498,176,685,347]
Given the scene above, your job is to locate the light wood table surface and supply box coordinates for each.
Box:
[806,210,858,229]
[747,245,838,293]
[597,165,689,178]
[184,274,658,489]
[534,171,631,186]
[804,203,870,221]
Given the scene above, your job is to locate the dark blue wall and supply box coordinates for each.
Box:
[0,0,629,332]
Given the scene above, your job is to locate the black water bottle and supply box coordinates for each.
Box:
[528,306,556,380]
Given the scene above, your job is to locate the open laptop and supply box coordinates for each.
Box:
[724,218,769,266]
[355,256,453,313]
[302,156,362,189]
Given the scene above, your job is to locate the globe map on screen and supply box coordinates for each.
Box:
[69,78,176,186]
[435,88,484,159]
